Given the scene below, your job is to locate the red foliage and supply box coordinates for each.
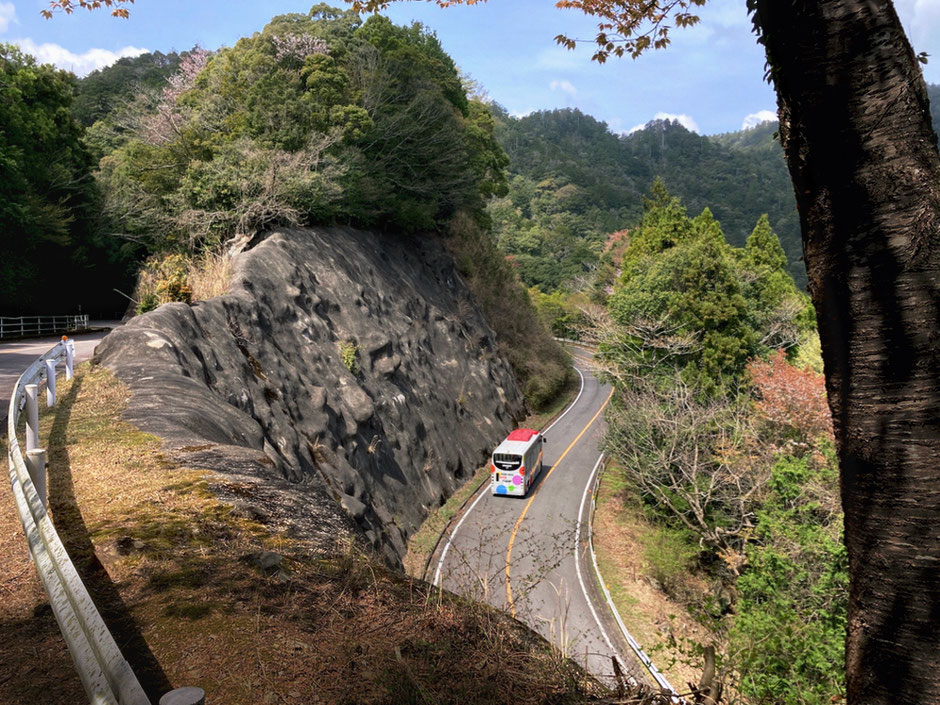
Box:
[747,349,833,444]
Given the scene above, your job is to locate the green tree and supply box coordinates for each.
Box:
[607,184,807,393]
[0,44,131,314]
[99,6,509,249]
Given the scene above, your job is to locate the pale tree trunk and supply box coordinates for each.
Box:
[751,1,940,703]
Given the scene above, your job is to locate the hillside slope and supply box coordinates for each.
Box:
[96,226,527,567]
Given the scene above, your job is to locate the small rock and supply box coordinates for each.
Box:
[116,536,146,555]
[340,494,368,521]
[243,550,283,573]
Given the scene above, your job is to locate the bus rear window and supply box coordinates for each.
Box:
[493,453,522,471]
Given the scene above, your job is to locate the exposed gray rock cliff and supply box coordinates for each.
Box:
[96,227,527,566]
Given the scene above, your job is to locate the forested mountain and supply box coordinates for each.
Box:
[490,107,805,289]
[72,51,182,127]
[491,97,940,296]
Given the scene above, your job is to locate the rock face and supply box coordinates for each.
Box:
[96,227,526,566]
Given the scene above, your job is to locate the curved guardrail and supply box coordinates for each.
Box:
[6,341,204,705]
[7,340,150,704]
[585,454,682,699]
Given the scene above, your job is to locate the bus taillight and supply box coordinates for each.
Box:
[520,466,525,475]
[490,463,496,473]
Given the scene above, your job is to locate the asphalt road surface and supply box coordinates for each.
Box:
[0,323,119,427]
[430,348,650,687]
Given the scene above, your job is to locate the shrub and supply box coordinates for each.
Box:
[641,523,699,602]
[134,248,233,314]
[729,454,846,705]
[444,212,571,410]
[747,348,833,447]
[338,340,360,376]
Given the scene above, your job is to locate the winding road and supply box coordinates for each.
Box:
[2,328,661,689]
[0,323,118,428]
[430,347,651,686]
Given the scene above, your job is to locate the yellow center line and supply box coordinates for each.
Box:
[504,385,614,616]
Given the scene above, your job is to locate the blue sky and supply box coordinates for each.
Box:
[2,0,939,135]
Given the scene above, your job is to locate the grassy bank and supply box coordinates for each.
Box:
[591,460,705,691]
[1,364,602,705]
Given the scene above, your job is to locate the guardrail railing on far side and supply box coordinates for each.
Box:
[0,314,89,340]
[6,338,205,705]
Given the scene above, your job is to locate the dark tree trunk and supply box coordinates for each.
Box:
[751,2,940,703]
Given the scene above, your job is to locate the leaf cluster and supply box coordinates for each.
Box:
[350,0,705,62]
[41,0,133,20]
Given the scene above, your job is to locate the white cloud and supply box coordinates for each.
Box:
[510,107,535,119]
[0,3,16,34]
[12,39,148,76]
[550,79,577,96]
[742,110,777,130]
[897,0,940,46]
[625,112,701,135]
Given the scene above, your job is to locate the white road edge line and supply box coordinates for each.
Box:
[542,365,586,436]
[584,455,683,701]
[433,365,587,588]
[574,452,626,671]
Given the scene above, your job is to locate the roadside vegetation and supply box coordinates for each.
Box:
[582,185,846,705]
[1,364,600,705]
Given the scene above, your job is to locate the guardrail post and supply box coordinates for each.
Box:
[160,687,206,705]
[64,337,74,380]
[25,449,47,508]
[25,384,40,451]
[45,360,57,407]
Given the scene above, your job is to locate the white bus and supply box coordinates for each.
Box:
[490,428,545,497]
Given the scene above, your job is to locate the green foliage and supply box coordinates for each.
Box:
[491,108,807,289]
[606,183,812,393]
[0,43,137,314]
[338,340,360,375]
[72,51,181,127]
[97,6,508,253]
[599,182,843,700]
[641,522,698,601]
[730,453,847,704]
[489,173,618,291]
[445,212,571,410]
[528,287,586,339]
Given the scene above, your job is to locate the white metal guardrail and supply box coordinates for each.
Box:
[0,314,89,340]
[6,340,204,705]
